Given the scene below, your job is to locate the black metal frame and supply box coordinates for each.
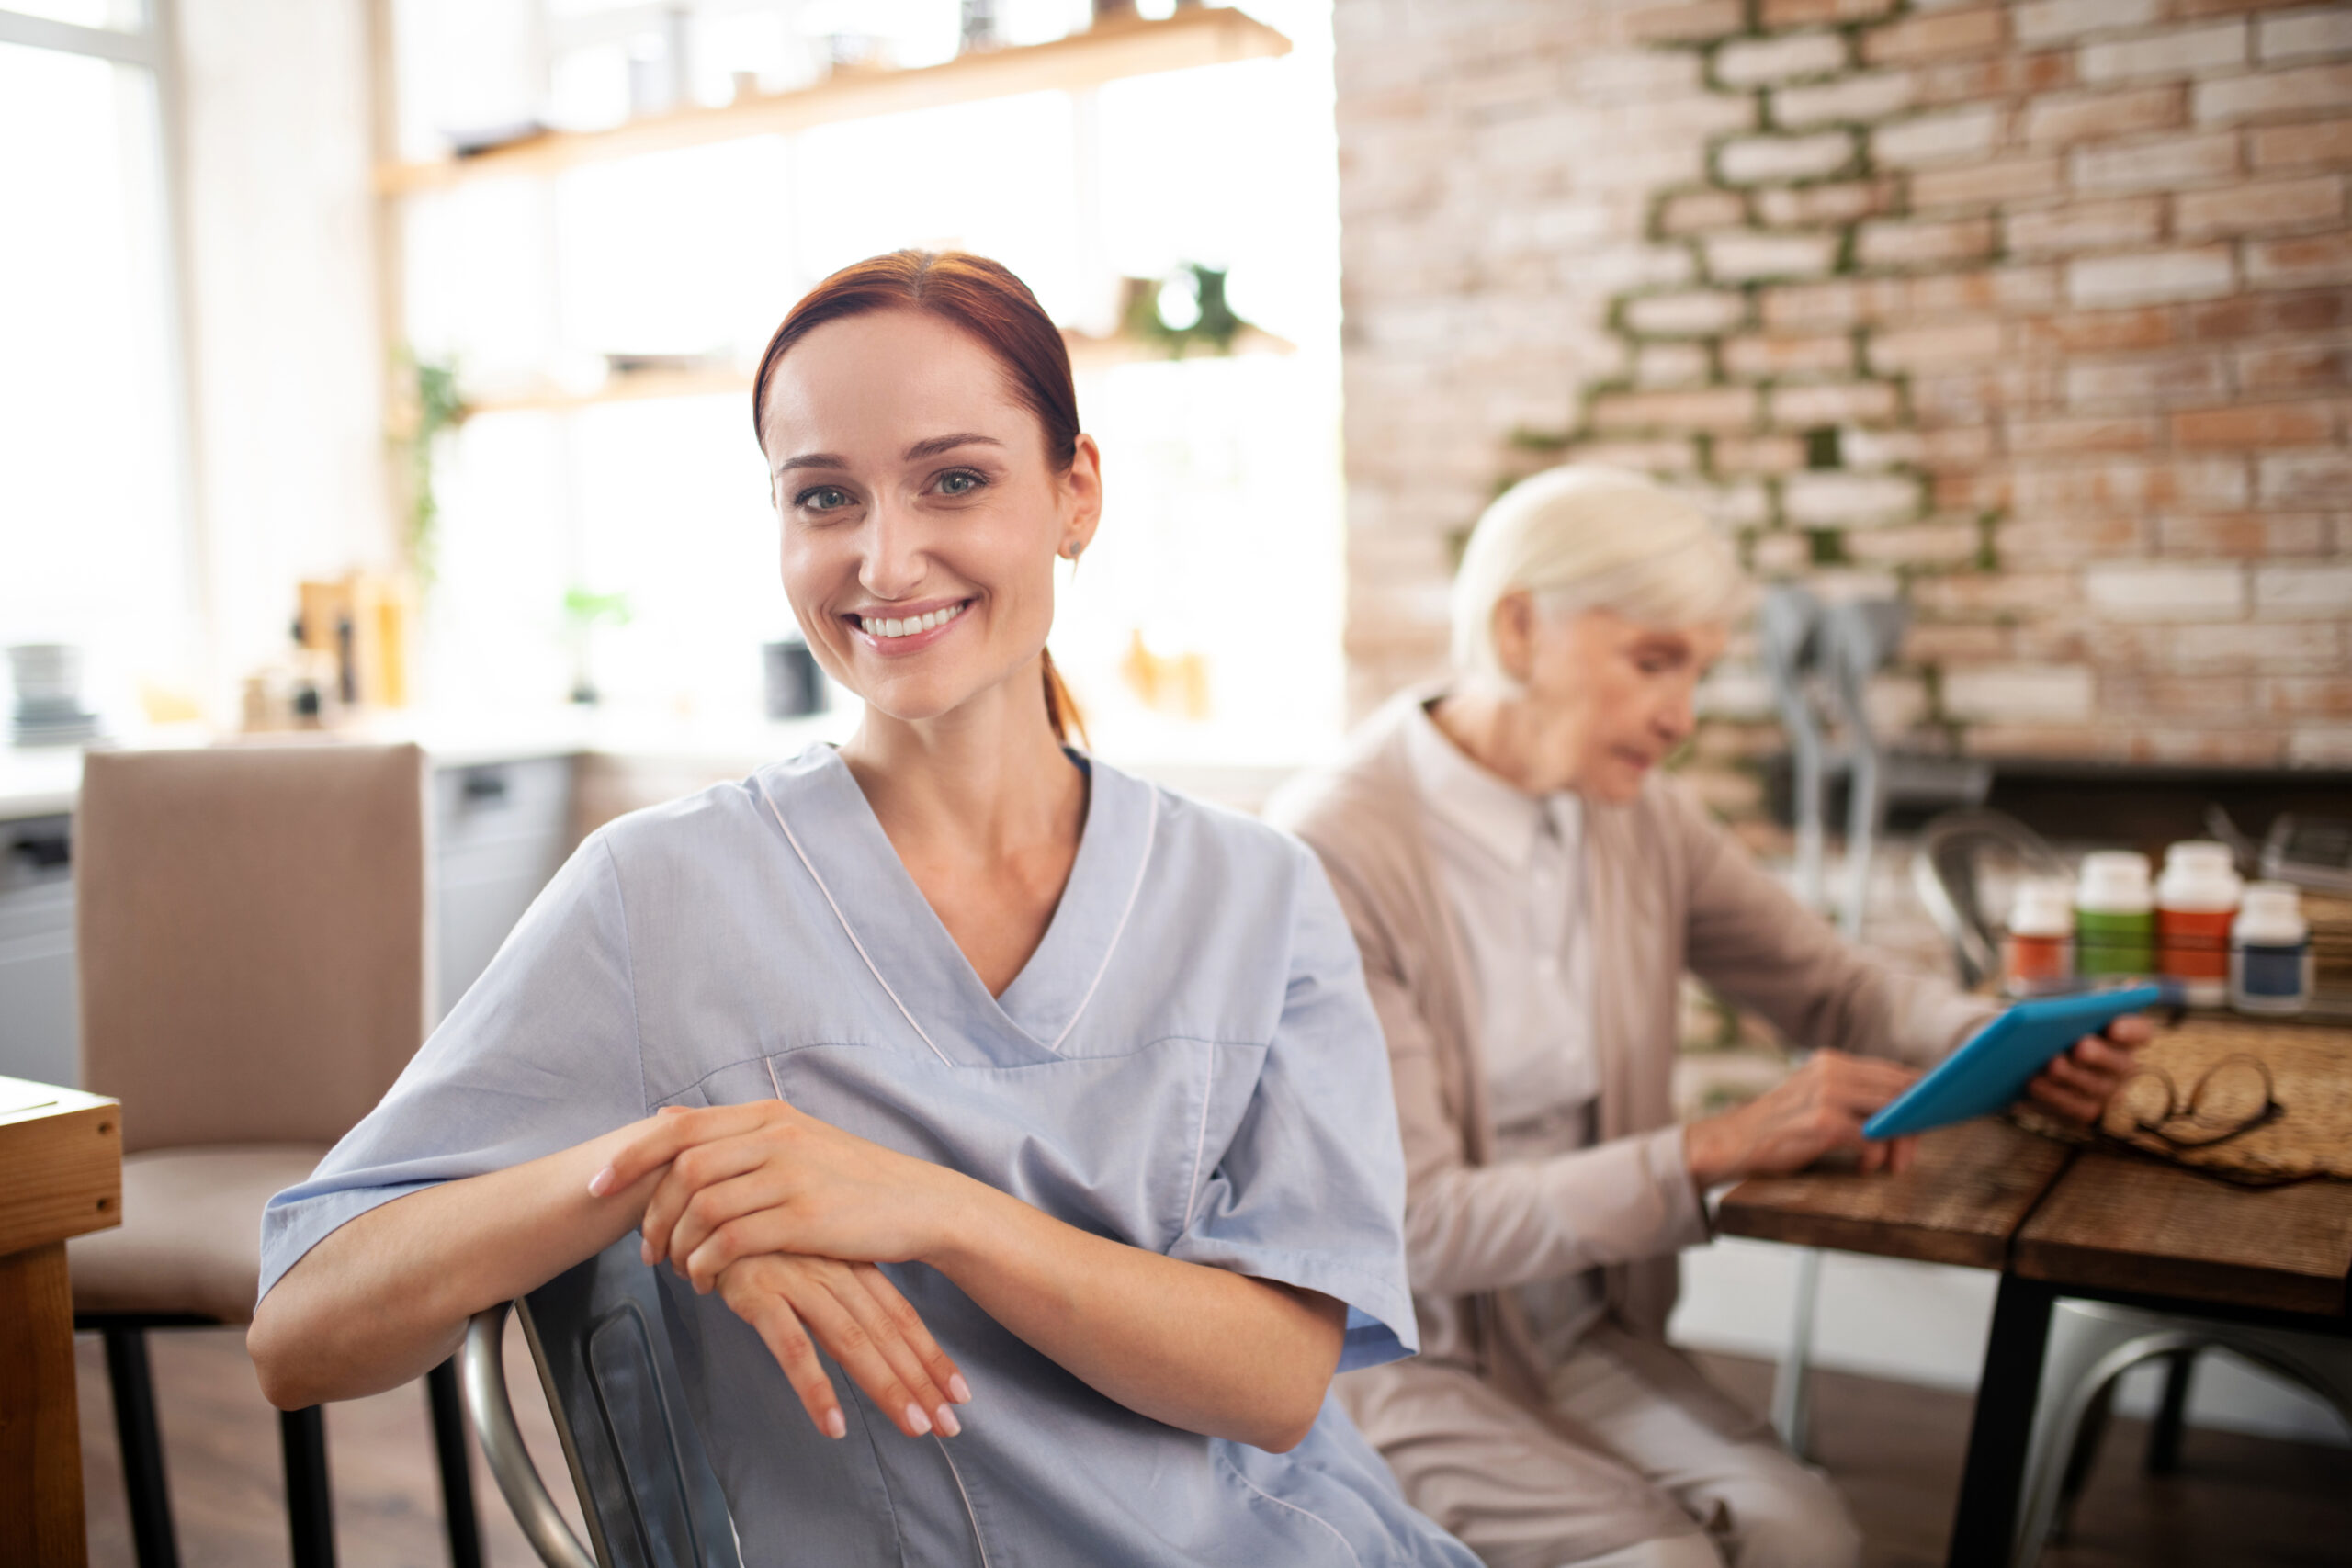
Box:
[1944,1276,2352,1568]
[76,1314,482,1568]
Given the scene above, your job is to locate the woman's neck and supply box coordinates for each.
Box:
[839,662,1085,864]
[1430,687,1571,797]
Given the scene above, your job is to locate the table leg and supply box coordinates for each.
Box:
[0,1241,91,1567]
[1947,1272,2056,1568]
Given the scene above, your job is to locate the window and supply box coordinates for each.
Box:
[390,0,1343,765]
[0,3,197,728]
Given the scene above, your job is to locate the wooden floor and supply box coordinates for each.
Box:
[74,1329,2351,1566]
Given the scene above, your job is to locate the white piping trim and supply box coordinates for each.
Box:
[935,1438,994,1568]
[1227,1464,1363,1568]
[1043,785,1160,1055]
[1180,1041,1216,1236]
[765,1058,785,1101]
[757,781,956,1068]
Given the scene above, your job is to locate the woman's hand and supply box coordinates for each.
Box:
[715,1253,970,1441]
[2023,1014,2153,1124]
[1684,1048,1922,1189]
[589,1100,961,1290]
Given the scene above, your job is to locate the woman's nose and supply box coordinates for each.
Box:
[858,502,924,600]
[1657,685,1698,741]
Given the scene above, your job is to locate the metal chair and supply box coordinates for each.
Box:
[1910,808,2066,993]
[463,1236,741,1568]
[2012,1300,2352,1565]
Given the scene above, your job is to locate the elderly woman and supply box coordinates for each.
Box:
[1270,466,2146,1568]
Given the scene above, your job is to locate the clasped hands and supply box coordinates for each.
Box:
[1683,1016,2153,1189]
[588,1100,971,1443]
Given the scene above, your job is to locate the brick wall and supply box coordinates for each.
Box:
[1335,0,2352,812]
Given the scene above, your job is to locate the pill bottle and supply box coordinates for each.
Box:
[2231,881,2312,1016]
[2075,851,2154,979]
[2155,840,2242,1008]
[2002,877,2075,998]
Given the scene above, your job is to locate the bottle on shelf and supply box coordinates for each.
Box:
[2003,876,2076,998]
[2075,851,2154,980]
[2154,840,2243,1008]
[2231,881,2312,1016]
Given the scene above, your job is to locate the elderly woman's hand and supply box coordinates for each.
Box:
[2022,1013,2153,1124]
[1683,1049,1923,1189]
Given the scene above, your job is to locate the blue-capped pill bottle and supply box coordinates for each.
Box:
[2230,881,2312,1016]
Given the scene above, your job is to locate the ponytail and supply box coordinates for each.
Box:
[1041,648,1086,749]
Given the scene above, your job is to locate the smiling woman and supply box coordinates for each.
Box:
[753,250,1091,745]
[247,252,1479,1567]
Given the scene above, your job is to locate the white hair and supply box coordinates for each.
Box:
[1449,465,1752,691]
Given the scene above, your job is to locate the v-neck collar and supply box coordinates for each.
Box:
[753,745,1155,1066]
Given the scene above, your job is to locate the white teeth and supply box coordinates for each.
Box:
[858,603,965,639]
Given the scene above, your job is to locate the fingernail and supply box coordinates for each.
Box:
[934,1404,961,1438]
[904,1402,932,1436]
[588,1167,615,1198]
[824,1408,846,1440]
[639,1236,655,1265]
[947,1373,972,1404]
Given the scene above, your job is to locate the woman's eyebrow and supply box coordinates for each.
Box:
[903,433,1004,461]
[775,452,849,475]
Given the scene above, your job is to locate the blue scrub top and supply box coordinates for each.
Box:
[261,746,1476,1568]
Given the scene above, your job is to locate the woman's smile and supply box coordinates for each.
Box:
[847,596,973,654]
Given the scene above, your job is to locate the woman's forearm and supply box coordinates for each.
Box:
[248,1126,660,1409]
[920,1177,1344,1452]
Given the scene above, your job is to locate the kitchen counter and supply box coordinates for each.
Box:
[0,705,856,823]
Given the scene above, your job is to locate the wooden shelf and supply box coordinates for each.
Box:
[379,6,1291,197]
[463,326,1297,415]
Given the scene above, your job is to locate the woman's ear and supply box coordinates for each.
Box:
[1490,591,1537,684]
[1060,434,1104,561]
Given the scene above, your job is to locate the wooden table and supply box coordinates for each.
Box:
[0,1076,123,1567]
[1718,1116,2352,1568]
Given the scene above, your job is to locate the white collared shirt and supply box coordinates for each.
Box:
[1403,700,1599,1127]
[1404,700,1605,1358]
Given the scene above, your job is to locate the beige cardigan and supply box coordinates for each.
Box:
[1270,692,1996,1428]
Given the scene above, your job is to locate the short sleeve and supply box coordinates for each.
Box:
[1166,841,1419,1372]
[256,831,648,1302]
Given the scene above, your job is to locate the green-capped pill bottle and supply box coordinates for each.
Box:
[2075,850,2154,979]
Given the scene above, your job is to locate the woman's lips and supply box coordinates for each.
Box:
[843,598,970,657]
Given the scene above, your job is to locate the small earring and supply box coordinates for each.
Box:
[1062,542,1083,562]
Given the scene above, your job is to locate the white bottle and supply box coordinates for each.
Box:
[2155,841,2243,1008]
[2230,881,2312,1016]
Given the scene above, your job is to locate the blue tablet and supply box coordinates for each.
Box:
[1862,984,2164,1140]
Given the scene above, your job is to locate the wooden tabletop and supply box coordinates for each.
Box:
[0,1076,121,1256]
[1717,1115,2352,1317]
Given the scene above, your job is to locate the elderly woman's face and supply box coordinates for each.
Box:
[1500,599,1727,803]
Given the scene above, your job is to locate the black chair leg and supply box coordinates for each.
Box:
[426,1357,484,1568]
[102,1326,181,1568]
[280,1404,336,1568]
[2146,1348,2197,1474]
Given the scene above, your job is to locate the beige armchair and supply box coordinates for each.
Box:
[70,742,479,1568]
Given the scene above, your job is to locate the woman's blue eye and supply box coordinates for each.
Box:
[938,470,981,496]
[798,486,853,511]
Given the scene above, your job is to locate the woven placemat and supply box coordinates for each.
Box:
[2011,1013,2352,1184]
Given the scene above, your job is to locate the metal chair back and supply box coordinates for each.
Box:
[463,1238,741,1568]
[1911,808,2066,990]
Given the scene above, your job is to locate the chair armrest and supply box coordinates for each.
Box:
[462,1303,597,1568]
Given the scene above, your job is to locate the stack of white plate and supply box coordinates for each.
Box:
[8,643,101,749]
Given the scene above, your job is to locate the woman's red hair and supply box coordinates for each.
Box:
[752,251,1086,744]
